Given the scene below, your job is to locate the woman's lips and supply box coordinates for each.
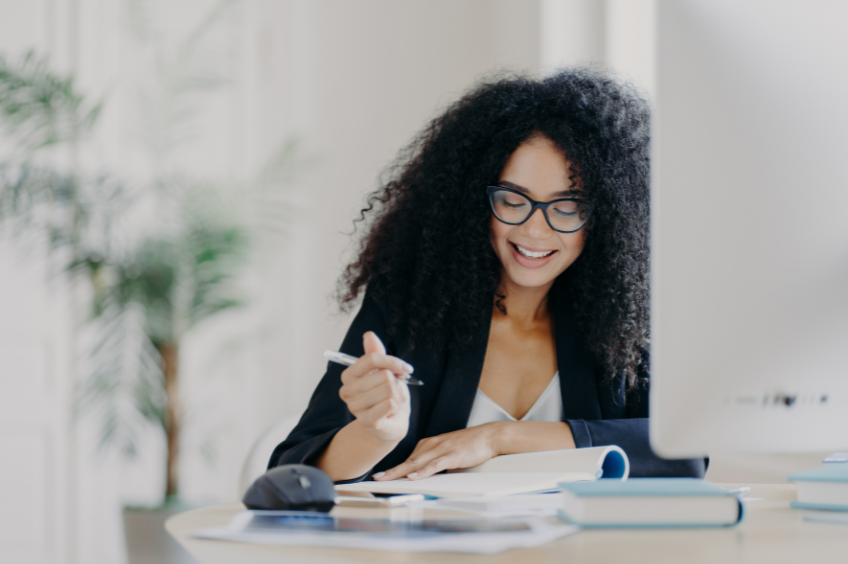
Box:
[509,242,558,269]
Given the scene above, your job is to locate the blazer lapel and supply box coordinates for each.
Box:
[423,314,491,438]
[553,284,603,420]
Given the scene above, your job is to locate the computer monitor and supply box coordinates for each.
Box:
[650,0,848,458]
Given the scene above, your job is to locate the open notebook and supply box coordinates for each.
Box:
[336,445,629,498]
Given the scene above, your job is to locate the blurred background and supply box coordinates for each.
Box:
[0,1,657,563]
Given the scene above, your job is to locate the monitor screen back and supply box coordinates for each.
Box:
[650,0,848,457]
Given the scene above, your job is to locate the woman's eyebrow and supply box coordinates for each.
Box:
[498,180,581,198]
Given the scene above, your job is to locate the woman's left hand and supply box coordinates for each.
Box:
[374,422,507,481]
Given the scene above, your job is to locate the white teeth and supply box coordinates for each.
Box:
[515,244,555,259]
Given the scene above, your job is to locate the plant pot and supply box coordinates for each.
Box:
[123,505,199,564]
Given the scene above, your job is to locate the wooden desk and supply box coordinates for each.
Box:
[166,485,846,564]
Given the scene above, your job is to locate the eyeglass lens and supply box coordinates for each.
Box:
[489,188,590,233]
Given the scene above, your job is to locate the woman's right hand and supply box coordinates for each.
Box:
[338,331,412,442]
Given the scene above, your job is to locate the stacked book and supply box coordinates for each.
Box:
[559,479,743,527]
[789,463,848,511]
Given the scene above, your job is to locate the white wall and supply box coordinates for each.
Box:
[542,0,656,96]
[0,4,76,563]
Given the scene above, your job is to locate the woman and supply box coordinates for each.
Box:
[269,69,706,482]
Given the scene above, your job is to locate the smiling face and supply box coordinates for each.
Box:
[489,134,587,293]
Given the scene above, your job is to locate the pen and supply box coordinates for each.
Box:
[323,350,424,385]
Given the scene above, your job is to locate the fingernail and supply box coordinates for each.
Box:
[407,472,418,478]
[373,471,385,479]
[403,363,414,374]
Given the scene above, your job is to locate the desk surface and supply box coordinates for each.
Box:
[166,484,846,564]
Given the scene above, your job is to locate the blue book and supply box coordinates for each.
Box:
[559,478,743,528]
[788,464,848,511]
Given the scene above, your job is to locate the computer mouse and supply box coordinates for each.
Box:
[242,464,336,512]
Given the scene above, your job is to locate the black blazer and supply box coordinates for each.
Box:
[269,283,706,480]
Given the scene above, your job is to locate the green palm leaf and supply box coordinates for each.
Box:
[77,304,166,456]
[0,51,100,152]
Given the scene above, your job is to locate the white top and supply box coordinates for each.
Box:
[466,372,564,428]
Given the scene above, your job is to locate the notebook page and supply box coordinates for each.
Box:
[452,445,628,480]
[336,472,596,498]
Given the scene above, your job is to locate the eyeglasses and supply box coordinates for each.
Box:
[486,186,593,234]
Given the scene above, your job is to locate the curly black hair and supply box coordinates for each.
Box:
[338,69,651,389]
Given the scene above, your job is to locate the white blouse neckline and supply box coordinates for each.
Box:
[466,372,563,427]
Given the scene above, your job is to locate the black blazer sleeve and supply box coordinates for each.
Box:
[565,354,708,478]
[266,289,389,478]
[565,414,708,478]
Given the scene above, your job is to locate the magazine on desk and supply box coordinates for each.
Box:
[336,445,629,498]
[190,510,578,554]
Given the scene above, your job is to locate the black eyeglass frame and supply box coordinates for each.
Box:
[486,185,594,234]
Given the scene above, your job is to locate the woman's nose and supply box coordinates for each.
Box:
[521,208,553,238]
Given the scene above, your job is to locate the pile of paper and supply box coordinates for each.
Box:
[421,492,563,518]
